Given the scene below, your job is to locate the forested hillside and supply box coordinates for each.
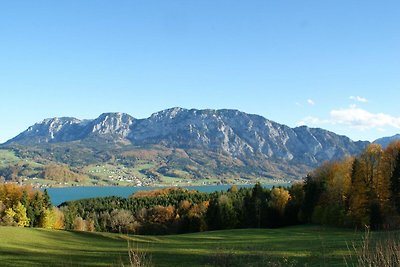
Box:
[2,141,400,233]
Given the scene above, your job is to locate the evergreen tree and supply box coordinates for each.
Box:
[206,194,237,230]
[284,183,304,226]
[369,200,383,230]
[21,190,29,207]
[301,174,324,222]
[390,152,400,214]
[29,192,44,227]
[43,189,52,209]
[251,183,266,228]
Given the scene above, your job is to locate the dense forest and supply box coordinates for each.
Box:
[2,141,400,234]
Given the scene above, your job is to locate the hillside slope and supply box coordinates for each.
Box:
[2,108,369,184]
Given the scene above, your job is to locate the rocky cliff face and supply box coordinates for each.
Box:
[128,108,367,166]
[89,112,135,139]
[4,107,369,167]
[8,113,135,144]
[8,117,85,144]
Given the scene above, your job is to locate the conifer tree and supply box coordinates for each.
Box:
[43,189,52,209]
[390,152,400,214]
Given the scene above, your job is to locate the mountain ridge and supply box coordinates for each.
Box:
[4,108,368,163]
[7,107,396,185]
[1,107,379,183]
[374,134,400,148]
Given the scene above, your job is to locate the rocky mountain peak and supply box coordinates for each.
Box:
[149,107,188,121]
[4,108,371,173]
[39,117,81,125]
[90,112,134,138]
[10,117,83,144]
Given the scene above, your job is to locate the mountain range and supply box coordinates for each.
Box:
[1,108,399,185]
[374,134,400,148]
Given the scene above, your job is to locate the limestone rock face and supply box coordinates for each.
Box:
[89,113,135,139]
[5,107,369,167]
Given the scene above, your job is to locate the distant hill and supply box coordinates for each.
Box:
[1,108,370,184]
[374,134,400,148]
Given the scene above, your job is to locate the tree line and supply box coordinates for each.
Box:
[2,141,400,234]
[0,184,64,228]
[302,141,400,229]
[57,184,300,234]
[57,141,400,233]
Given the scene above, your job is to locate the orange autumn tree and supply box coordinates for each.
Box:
[302,142,397,229]
[381,141,400,214]
[0,184,34,227]
[0,184,63,229]
[348,144,390,228]
[268,187,291,216]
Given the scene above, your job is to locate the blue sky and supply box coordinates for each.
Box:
[1,1,399,143]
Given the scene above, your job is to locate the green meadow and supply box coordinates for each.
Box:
[0,225,365,267]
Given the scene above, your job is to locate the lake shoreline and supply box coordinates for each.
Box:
[45,183,291,206]
[18,178,291,189]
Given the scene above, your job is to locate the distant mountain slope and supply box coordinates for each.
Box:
[7,112,135,144]
[2,108,370,181]
[374,134,400,148]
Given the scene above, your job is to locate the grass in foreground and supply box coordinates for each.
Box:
[0,225,370,267]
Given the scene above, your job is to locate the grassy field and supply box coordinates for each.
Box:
[0,150,20,167]
[0,225,367,267]
[0,150,42,169]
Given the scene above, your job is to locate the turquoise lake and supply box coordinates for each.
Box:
[46,184,289,206]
